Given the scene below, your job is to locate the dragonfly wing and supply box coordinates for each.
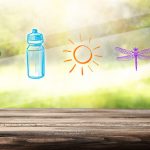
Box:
[117,55,134,61]
[139,48,150,55]
[138,54,150,60]
[115,47,133,55]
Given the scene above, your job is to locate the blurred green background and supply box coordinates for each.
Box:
[0,0,150,108]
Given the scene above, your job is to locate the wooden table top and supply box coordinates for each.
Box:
[0,109,150,150]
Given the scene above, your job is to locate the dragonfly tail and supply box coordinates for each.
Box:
[135,57,138,71]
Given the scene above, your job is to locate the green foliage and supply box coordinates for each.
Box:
[0,7,32,57]
[0,1,150,108]
[1,77,150,108]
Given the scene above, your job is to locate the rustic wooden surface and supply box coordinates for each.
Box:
[0,109,150,150]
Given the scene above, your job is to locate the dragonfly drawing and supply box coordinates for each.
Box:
[116,47,150,71]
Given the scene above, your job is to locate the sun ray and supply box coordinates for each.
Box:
[88,65,93,72]
[68,39,75,45]
[69,64,76,73]
[94,54,102,57]
[81,67,84,76]
[93,46,101,50]
[63,50,72,53]
[93,60,99,66]
[89,36,92,44]
[64,59,72,62]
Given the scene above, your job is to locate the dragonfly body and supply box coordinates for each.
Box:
[133,48,138,71]
[116,47,150,71]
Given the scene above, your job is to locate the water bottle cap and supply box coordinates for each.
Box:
[32,29,38,33]
[27,28,43,44]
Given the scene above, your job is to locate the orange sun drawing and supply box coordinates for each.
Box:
[63,34,102,75]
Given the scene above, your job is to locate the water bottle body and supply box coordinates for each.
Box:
[26,45,45,79]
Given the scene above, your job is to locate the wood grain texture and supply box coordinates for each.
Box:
[0,109,150,150]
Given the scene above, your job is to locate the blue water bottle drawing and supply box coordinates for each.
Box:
[26,28,45,79]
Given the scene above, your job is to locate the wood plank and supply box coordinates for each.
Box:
[0,109,150,150]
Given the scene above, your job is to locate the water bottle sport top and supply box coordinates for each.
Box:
[27,29,44,44]
[26,29,45,79]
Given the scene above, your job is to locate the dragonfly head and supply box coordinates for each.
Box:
[133,48,138,51]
